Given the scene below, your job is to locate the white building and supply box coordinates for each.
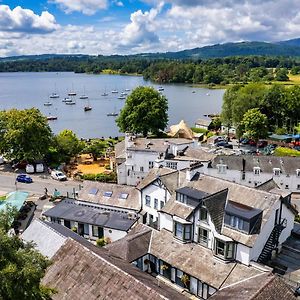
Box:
[204,155,300,193]
[115,134,199,186]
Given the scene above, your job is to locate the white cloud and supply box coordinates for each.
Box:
[0,5,59,34]
[51,0,107,15]
[114,1,124,7]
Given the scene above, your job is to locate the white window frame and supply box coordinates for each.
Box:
[297,169,300,177]
[253,167,261,175]
[166,161,178,170]
[273,168,281,176]
[217,164,227,174]
[145,195,151,207]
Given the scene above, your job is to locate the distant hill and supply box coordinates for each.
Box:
[3,39,300,61]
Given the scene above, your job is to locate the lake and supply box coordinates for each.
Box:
[0,72,224,138]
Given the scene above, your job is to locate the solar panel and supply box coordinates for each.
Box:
[119,193,128,199]
[104,191,113,197]
[89,188,98,195]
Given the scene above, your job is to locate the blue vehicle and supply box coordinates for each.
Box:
[16,174,33,183]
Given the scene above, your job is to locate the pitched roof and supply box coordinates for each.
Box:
[42,238,187,300]
[114,139,126,160]
[104,224,152,262]
[77,181,140,211]
[255,178,280,192]
[210,273,297,300]
[187,175,281,246]
[195,118,212,127]
[161,196,195,219]
[43,199,137,231]
[149,229,263,289]
[211,155,300,175]
[169,120,194,139]
[184,147,216,162]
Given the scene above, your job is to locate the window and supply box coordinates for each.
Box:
[217,164,227,174]
[145,195,151,207]
[199,207,208,222]
[89,188,98,195]
[285,184,289,189]
[297,184,300,190]
[174,221,192,242]
[253,167,261,175]
[273,168,281,176]
[92,225,98,237]
[198,227,209,246]
[166,161,178,170]
[214,239,235,260]
[229,215,244,231]
[149,161,154,169]
[119,193,128,199]
[83,224,89,235]
[103,191,113,197]
[176,192,187,203]
[154,198,158,209]
[140,166,144,172]
[160,201,165,209]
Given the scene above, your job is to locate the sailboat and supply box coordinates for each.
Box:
[107,106,118,116]
[49,83,59,98]
[68,84,76,96]
[44,101,52,106]
[84,99,92,111]
[79,87,88,99]
[101,86,108,96]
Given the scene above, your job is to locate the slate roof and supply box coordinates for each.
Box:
[137,168,186,194]
[255,178,280,192]
[211,155,300,175]
[127,138,193,152]
[42,238,187,300]
[211,272,297,299]
[149,229,263,289]
[77,181,140,211]
[184,147,216,162]
[187,175,282,246]
[176,186,209,200]
[104,224,152,262]
[114,139,126,160]
[43,199,137,231]
[161,195,195,219]
[195,118,212,127]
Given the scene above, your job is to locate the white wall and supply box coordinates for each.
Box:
[141,182,170,224]
[159,212,173,231]
[104,227,127,242]
[236,244,251,265]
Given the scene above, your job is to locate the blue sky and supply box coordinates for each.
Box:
[1,0,300,57]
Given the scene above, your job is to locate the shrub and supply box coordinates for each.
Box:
[96,237,111,247]
[274,147,300,157]
[275,127,287,135]
[191,127,208,134]
[105,164,111,170]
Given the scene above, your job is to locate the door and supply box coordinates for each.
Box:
[64,220,71,229]
[78,223,84,236]
[98,226,104,238]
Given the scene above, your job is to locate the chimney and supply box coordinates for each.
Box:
[154,157,165,169]
[125,132,135,148]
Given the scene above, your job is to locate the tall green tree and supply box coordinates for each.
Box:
[55,129,84,163]
[0,108,52,162]
[83,140,106,161]
[241,108,268,142]
[116,86,168,136]
[0,209,54,300]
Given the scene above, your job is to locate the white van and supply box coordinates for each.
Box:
[25,164,35,174]
[0,156,4,165]
[35,163,44,173]
[51,170,67,181]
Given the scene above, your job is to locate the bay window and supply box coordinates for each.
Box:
[174,221,192,242]
[214,239,235,260]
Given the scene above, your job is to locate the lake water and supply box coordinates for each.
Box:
[0,72,224,138]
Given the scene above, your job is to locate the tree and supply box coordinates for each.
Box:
[83,140,106,161]
[275,68,289,81]
[241,108,268,143]
[0,209,54,299]
[116,86,168,136]
[55,129,84,163]
[0,108,52,162]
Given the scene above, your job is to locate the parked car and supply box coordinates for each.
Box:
[240,138,249,144]
[257,140,268,148]
[215,141,233,149]
[16,174,33,183]
[249,140,257,146]
[51,170,67,181]
[25,164,35,174]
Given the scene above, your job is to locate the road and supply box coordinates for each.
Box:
[0,171,82,197]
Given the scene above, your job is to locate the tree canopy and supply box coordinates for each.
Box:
[0,108,52,162]
[116,86,168,136]
[0,209,54,300]
[241,108,268,142]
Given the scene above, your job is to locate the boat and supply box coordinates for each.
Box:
[65,101,76,105]
[118,95,126,100]
[68,92,76,96]
[79,87,88,99]
[206,93,210,96]
[84,106,92,111]
[107,106,118,116]
[101,92,108,96]
[111,90,118,94]
[62,97,72,103]
[124,88,130,92]
[120,92,127,96]
[49,93,59,99]
[44,101,52,106]
[158,87,164,91]
[192,91,196,93]
[47,115,58,121]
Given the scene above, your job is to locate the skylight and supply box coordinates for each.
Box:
[104,191,113,197]
[119,193,129,200]
[89,188,98,195]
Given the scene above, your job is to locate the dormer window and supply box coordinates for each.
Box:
[297,169,300,177]
[166,161,177,170]
[199,207,208,223]
[273,168,281,176]
[253,167,261,176]
[176,192,187,204]
[214,239,235,260]
[217,164,227,174]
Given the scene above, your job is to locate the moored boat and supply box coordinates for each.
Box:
[62,97,72,103]
[49,93,59,99]
[44,101,52,106]
[65,101,76,105]
[47,115,58,120]
[158,87,164,91]
[84,106,92,112]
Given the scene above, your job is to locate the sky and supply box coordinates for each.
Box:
[1,0,300,57]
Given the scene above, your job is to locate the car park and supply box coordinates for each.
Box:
[16,174,33,183]
[51,170,67,181]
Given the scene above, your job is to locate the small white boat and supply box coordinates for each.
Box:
[62,97,72,102]
[107,106,118,116]
[84,106,92,111]
[118,95,126,100]
[111,90,118,94]
[65,101,76,105]
[158,87,164,91]
[101,92,108,96]
[206,93,210,96]
[121,92,127,96]
[47,115,58,120]
[68,92,76,96]
[124,88,130,92]
[44,101,52,106]
[79,95,88,99]
[49,93,59,99]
